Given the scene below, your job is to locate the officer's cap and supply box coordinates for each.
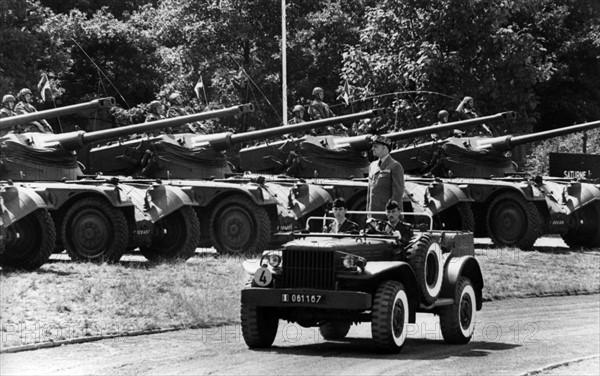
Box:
[371,135,392,149]
[332,198,347,209]
[385,199,400,211]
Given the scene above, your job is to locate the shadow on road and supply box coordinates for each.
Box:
[255,337,520,360]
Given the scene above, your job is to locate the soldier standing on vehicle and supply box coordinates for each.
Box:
[145,100,165,123]
[308,87,335,121]
[166,91,209,134]
[289,105,305,124]
[1,94,16,119]
[14,88,53,133]
[324,198,359,234]
[1,94,17,136]
[455,96,493,136]
[366,135,404,219]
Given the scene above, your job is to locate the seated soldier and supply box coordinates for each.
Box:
[384,199,414,244]
[365,199,413,244]
[324,198,359,234]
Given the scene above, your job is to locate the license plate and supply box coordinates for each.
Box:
[281,293,325,304]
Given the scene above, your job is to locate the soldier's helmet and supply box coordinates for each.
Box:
[17,88,32,101]
[292,105,305,113]
[148,100,162,110]
[168,92,182,103]
[2,94,16,104]
[312,87,324,96]
[437,110,449,122]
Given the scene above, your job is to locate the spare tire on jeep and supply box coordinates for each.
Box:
[405,233,444,306]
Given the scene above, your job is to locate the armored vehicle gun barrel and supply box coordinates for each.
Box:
[0,97,116,130]
[333,111,516,151]
[192,108,388,151]
[43,103,255,150]
[479,119,600,151]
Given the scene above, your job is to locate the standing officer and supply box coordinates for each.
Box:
[366,135,404,219]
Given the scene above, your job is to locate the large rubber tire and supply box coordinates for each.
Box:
[371,280,410,353]
[62,197,128,263]
[435,203,475,231]
[240,303,278,348]
[439,277,477,344]
[0,209,55,270]
[209,195,271,255]
[140,207,200,262]
[486,192,543,250]
[562,203,600,249]
[405,234,444,306]
[319,321,352,340]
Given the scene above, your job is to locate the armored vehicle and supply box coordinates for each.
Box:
[86,109,387,254]
[1,100,251,262]
[236,112,515,232]
[241,214,483,353]
[0,181,55,270]
[392,120,600,249]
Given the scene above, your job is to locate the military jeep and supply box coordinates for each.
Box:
[240,217,483,353]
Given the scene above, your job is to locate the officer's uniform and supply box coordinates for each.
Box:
[366,137,404,217]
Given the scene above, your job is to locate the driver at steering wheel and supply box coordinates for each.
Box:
[365,200,414,245]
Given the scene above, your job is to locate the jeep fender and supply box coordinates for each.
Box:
[346,261,420,323]
[440,256,484,310]
[0,185,48,226]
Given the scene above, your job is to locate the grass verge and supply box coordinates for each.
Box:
[1,248,599,349]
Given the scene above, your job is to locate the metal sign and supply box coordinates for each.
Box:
[549,152,600,179]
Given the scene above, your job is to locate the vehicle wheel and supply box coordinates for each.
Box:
[209,195,270,255]
[240,303,278,348]
[371,280,409,353]
[562,203,600,249]
[0,209,55,270]
[435,203,475,231]
[140,207,200,262]
[439,277,476,344]
[62,197,128,263]
[405,233,443,305]
[319,321,351,340]
[486,192,543,250]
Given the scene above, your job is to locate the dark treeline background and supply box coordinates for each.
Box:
[1,0,599,138]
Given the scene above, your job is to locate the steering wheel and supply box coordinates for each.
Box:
[362,219,395,235]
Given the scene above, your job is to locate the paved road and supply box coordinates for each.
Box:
[2,294,598,375]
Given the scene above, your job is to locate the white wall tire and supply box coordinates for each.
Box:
[440,277,476,344]
[406,234,444,305]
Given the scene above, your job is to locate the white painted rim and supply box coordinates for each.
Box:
[391,289,409,346]
[425,243,444,299]
[459,284,477,338]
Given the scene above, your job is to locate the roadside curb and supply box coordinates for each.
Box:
[519,354,600,376]
[0,327,182,354]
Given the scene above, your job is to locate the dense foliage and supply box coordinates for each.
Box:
[1,0,599,139]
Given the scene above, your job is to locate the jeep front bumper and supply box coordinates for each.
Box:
[241,288,372,310]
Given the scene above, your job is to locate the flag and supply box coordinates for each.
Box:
[37,73,52,102]
[194,76,204,100]
[337,80,350,106]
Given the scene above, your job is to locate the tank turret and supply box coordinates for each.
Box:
[394,119,600,178]
[88,108,387,179]
[239,111,515,178]
[0,103,254,181]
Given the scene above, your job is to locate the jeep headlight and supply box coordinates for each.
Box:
[342,255,366,271]
[260,253,282,268]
